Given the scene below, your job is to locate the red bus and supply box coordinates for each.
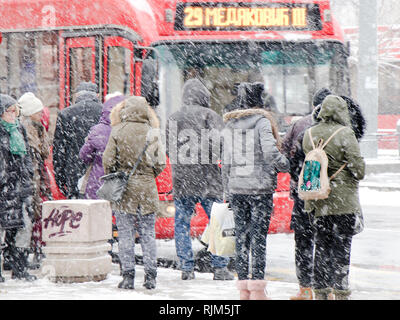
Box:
[0,0,351,239]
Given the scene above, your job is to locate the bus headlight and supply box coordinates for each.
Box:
[166,204,176,216]
[158,201,176,218]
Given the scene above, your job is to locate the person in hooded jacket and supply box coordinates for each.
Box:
[18,92,51,269]
[222,82,290,300]
[302,95,365,300]
[79,93,126,200]
[52,82,102,199]
[166,78,234,282]
[0,94,36,282]
[281,87,332,300]
[102,95,166,290]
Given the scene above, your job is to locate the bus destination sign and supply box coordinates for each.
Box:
[174,2,322,31]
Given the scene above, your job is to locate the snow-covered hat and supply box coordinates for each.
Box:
[76,81,98,93]
[0,94,17,116]
[18,92,44,116]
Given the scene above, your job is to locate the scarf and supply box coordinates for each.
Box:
[1,119,27,156]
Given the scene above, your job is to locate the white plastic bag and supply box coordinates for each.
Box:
[201,202,236,257]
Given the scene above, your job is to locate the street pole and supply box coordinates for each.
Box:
[358,0,379,158]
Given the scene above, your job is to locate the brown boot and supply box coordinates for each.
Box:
[334,289,351,300]
[290,286,313,300]
[236,280,250,300]
[248,280,271,300]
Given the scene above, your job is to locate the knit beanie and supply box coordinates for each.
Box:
[238,82,265,109]
[76,81,98,93]
[18,92,44,116]
[312,88,332,107]
[0,94,18,116]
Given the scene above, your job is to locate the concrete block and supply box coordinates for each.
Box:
[41,200,113,283]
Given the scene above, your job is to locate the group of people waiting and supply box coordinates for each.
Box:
[0,78,366,301]
[0,91,51,282]
[166,79,366,300]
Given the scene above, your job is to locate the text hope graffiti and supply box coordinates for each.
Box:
[43,206,83,238]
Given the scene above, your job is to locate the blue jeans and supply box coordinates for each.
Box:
[174,196,230,272]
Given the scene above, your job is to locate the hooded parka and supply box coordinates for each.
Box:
[302,95,365,217]
[102,96,166,215]
[222,108,289,195]
[166,78,225,199]
[79,95,125,199]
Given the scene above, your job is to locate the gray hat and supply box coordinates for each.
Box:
[312,88,332,107]
[0,94,17,116]
[76,82,98,93]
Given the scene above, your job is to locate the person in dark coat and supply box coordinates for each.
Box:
[166,78,234,281]
[0,94,37,282]
[222,82,289,300]
[79,94,125,199]
[281,87,332,300]
[52,82,102,199]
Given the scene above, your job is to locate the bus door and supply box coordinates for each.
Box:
[103,36,134,99]
[65,36,98,107]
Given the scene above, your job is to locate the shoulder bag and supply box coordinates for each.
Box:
[96,141,150,203]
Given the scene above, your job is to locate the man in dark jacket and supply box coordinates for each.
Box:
[281,87,332,300]
[166,78,234,281]
[52,82,102,199]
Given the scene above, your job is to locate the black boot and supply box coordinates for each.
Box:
[118,270,135,289]
[143,270,157,290]
[10,247,37,281]
[213,267,235,281]
[29,248,44,270]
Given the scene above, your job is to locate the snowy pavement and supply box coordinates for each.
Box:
[0,186,399,301]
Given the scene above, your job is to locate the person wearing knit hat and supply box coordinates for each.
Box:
[18,92,51,269]
[0,94,37,282]
[53,80,102,199]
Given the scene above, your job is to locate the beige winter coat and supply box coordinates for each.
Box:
[103,96,166,215]
[21,116,51,218]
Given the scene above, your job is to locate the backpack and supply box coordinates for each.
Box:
[298,127,347,200]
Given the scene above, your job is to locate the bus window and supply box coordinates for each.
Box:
[66,37,96,105]
[155,41,351,133]
[107,46,131,96]
[0,35,8,94]
[0,31,59,106]
[69,47,93,96]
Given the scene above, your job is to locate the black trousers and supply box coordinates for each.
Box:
[313,214,355,291]
[291,193,315,288]
[231,194,273,280]
[2,229,29,275]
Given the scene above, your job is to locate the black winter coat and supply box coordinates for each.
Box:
[52,92,102,198]
[0,123,34,229]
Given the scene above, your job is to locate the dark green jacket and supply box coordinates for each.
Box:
[302,95,365,217]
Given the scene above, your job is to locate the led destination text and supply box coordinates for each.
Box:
[183,6,307,28]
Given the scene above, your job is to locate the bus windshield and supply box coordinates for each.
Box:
[151,41,350,132]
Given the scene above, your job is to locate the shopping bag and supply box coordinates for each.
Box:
[201,202,236,257]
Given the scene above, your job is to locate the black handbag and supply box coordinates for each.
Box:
[96,142,150,203]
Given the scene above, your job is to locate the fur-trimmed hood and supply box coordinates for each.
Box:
[223,108,281,148]
[110,95,160,128]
